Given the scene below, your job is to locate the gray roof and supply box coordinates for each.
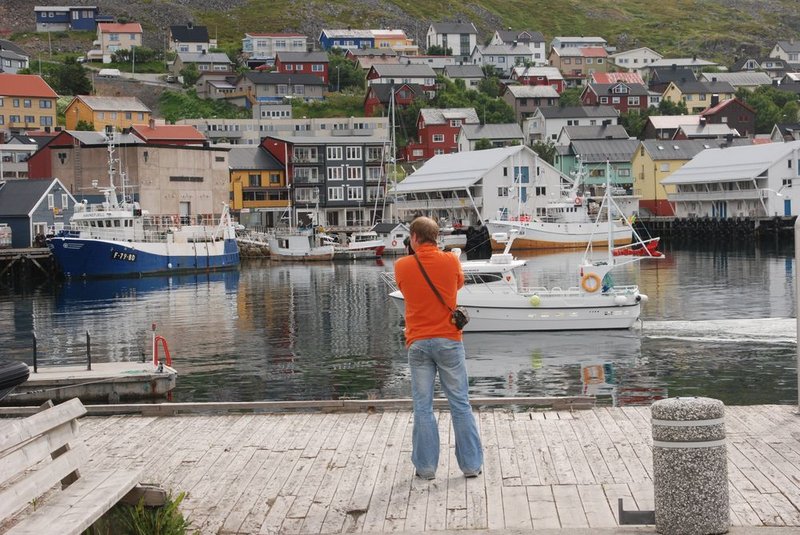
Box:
[647,115,701,129]
[177,52,232,64]
[460,123,524,140]
[443,65,484,78]
[650,67,697,84]
[371,222,408,233]
[641,139,752,161]
[777,40,800,53]
[0,39,28,56]
[366,83,423,102]
[275,51,329,63]
[420,108,480,125]
[430,22,477,35]
[677,124,740,137]
[673,80,736,94]
[0,179,59,217]
[538,106,619,119]
[512,66,564,80]
[698,71,773,87]
[76,96,150,112]
[563,125,630,140]
[321,29,373,38]
[396,145,528,192]
[504,85,560,98]
[662,140,800,185]
[228,147,282,171]
[569,139,640,163]
[496,29,545,44]
[371,64,436,77]
[243,72,327,86]
[347,48,397,57]
[649,58,717,68]
[170,24,210,43]
[67,131,145,146]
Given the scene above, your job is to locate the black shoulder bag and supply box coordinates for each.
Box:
[413,254,470,330]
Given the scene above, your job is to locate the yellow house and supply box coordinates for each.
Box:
[64,96,151,131]
[0,73,58,133]
[228,147,288,227]
[661,80,736,114]
[631,139,734,216]
[97,22,143,63]
[370,29,418,55]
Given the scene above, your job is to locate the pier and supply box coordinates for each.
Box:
[637,215,795,242]
[0,247,55,279]
[3,402,799,533]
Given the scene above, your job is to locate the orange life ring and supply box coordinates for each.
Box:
[574,197,583,206]
[581,273,601,293]
[392,240,397,246]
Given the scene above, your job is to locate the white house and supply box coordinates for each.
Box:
[392,145,564,225]
[608,47,663,75]
[550,36,607,52]
[470,44,534,76]
[661,140,800,218]
[241,33,307,65]
[490,29,546,65]
[770,40,800,67]
[524,105,619,144]
[426,22,478,63]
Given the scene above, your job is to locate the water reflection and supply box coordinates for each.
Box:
[0,243,797,405]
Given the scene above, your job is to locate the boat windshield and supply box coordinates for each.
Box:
[464,273,506,285]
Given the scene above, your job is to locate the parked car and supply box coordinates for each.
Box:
[97,68,121,78]
[165,74,177,83]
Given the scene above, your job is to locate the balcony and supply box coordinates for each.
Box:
[292,175,321,184]
[398,196,482,211]
[292,156,319,164]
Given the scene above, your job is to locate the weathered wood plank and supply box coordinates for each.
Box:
[553,484,588,528]
[479,411,505,530]
[527,485,560,529]
[501,485,532,529]
[578,484,617,527]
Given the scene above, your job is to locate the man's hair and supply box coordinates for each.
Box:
[410,216,439,244]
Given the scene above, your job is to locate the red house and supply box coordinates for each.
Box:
[700,97,756,138]
[363,83,422,116]
[404,108,479,162]
[274,51,329,85]
[580,82,650,114]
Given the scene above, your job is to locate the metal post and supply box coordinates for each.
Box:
[86,330,92,371]
[32,333,37,373]
[796,215,800,408]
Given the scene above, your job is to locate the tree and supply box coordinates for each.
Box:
[477,76,500,98]
[431,75,515,124]
[558,87,582,107]
[531,140,557,165]
[658,98,688,115]
[474,138,492,150]
[620,108,658,139]
[737,85,800,133]
[426,45,452,56]
[76,120,95,131]
[57,58,92,95]
[180,63,200,87]
[326,49,365,92]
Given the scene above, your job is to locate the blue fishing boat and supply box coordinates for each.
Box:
[48,135,239,278]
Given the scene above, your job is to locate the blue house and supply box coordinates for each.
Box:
[0,179,76,247]
[34,6,110,32]
[318,29,374,51]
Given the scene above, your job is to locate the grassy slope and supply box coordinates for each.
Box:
[194,0,796,63]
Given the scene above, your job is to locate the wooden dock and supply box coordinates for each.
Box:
[3,362,177,405]
[7,403,794,534]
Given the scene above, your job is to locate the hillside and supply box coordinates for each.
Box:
[3,0,800,64]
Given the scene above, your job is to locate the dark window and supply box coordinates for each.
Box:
[248,174,260,187]
[215,156,225,162]
[170,176,204,182]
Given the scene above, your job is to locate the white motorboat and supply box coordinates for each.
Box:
[382,173,663,332]
[268,230,335,261]
[486,159,633,250]
[321,230,386,260]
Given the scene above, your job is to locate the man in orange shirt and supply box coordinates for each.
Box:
[394,216,483,480]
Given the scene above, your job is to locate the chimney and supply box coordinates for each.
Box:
[699,116,707,126]
[187,21,193,29]
[149,118,155,129]
[711,93,719,106]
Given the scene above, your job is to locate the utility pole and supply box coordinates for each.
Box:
[132,46,135,75]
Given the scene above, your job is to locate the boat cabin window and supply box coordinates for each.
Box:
[90,221,97,227]
[464,273,505,284]
[114,220,121,227]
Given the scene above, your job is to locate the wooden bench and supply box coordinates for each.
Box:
[0,398,144,535]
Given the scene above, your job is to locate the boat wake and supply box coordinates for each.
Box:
[642,318,796,344]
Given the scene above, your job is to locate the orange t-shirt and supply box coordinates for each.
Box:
[394,243,464,347]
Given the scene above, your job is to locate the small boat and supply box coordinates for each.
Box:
[47,134,239,278]
[486,158,633,250]
[321,230,386,260]
[268,230,335,261]
[613,237,663,257]
[370,222,410,255]
[0,359,30,401]
[382,169,663,332]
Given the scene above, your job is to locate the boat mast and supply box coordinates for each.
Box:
[606,160,613,265]
[389,85,398,222]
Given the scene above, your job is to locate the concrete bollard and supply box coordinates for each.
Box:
[652,397,729,535]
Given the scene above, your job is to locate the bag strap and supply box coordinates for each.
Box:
[413,254,454,313]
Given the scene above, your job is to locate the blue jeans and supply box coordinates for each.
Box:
[408,338,483,477]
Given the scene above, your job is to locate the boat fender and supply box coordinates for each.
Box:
[574,197,583,206]
[581,273,601,293]
[639,293,649,304]
[392,240,397,246]
[529,295,541,307]
[614,295,628,306]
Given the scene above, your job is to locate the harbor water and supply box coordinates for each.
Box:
[0,241,796,406]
